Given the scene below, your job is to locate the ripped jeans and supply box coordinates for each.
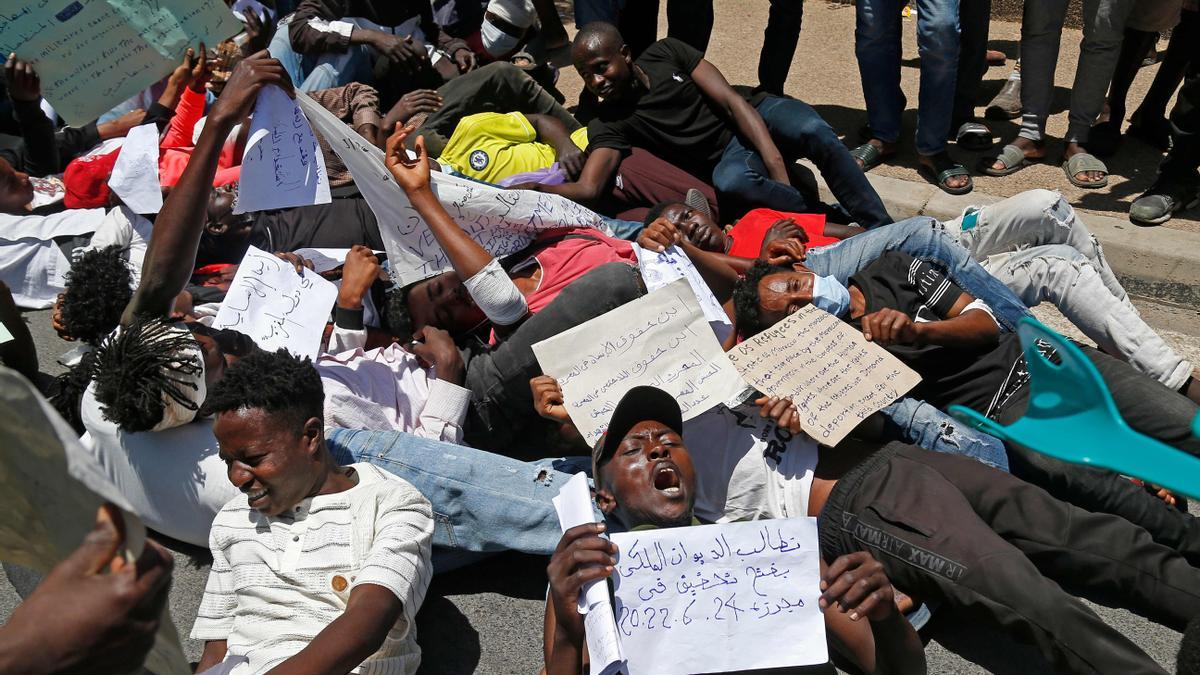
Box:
[326,428,595,572]
[943,189,1193,389]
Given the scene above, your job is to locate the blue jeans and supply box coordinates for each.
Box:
[806,216,1032,469]
[602,216,645,241]
[855,0,960,155]
[806,216,1031,331]
[268,17,376,92]
[326,428,596,571]
[712,96,892,229]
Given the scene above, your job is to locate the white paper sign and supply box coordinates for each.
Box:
[297,95,613,287]
[633,243,731,342]
[611,518,827,675]
[532,279,743,444]
[235,86,331,214]
[211,246,338,359]
[727,304,922,445]
[108,123,163,214]
[552,473,626,675]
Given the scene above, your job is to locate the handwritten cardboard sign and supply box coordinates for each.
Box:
[211,246,338,360]
[2,0,240,126]
[532,279,744,445]
[296,95,613,287]
[235,85,331,214]
[611,518,827,675]
[727,304,921,445]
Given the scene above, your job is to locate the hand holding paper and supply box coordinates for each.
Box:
[552,473,626,675]
[108,123,164,215]
[533,279,744,445]
[211,245,339,360]
[727,305,921,445]
[235,85,330,213]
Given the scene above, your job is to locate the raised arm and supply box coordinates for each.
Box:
[691,60,789,185]
[384,124,497,279]
[4,56,58,177]
[122,52,292,324]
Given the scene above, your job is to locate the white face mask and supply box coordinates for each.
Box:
[809,272,851,317]
[481,19,521,57]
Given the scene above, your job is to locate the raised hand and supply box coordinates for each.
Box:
[384,123,432,194]
[4,55,40,102]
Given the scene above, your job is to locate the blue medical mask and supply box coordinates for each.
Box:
[481,19,521,57]
[810,272,851,317]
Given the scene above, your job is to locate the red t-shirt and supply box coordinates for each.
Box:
[725,208,837,259]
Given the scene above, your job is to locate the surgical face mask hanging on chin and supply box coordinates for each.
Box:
[810,273,851,317]
[481,20,521,57]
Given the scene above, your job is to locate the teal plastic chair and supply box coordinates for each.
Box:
[949,318,1200,500]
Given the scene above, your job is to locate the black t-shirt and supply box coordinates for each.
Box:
[586,38,734,181]
[847,252,1025,416]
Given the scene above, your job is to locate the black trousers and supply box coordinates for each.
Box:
[1159,41,1200,188]
[819,442,1200,674]
[415,62,581,158]
[997,345,1200,565]
[757,0,805,95]
[463,262,645,456]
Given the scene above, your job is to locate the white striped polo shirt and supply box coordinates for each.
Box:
[192,463,434,674]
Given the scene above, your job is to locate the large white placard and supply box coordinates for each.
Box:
[235,86,331,214]
[611,518,827,675]
[211,246,338,360]
[532,279,744,444]
[632,243,731,343]
[297,95,612,287]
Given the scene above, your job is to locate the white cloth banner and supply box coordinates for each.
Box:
[296,95,612,287]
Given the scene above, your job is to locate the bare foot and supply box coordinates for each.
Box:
[989,136,1045,173]
[1064,142,1107,184]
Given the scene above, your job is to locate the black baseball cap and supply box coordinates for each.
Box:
[591,386,684,476]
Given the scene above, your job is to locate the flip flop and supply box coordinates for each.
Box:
[920,154,973,195]
[1063,152,1109,189]
[955,121,994,151]
[850,142,889,171]
[979,143,1038,176]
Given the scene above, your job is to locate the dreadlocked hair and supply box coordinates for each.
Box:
[642,200,683,227]
[49,348,99,434]
[732,259,792,338]
[61,246,134,345]
[201,348,323,432]
[90,316,204,432]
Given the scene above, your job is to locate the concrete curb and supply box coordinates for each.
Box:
[798,161,1200,307]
